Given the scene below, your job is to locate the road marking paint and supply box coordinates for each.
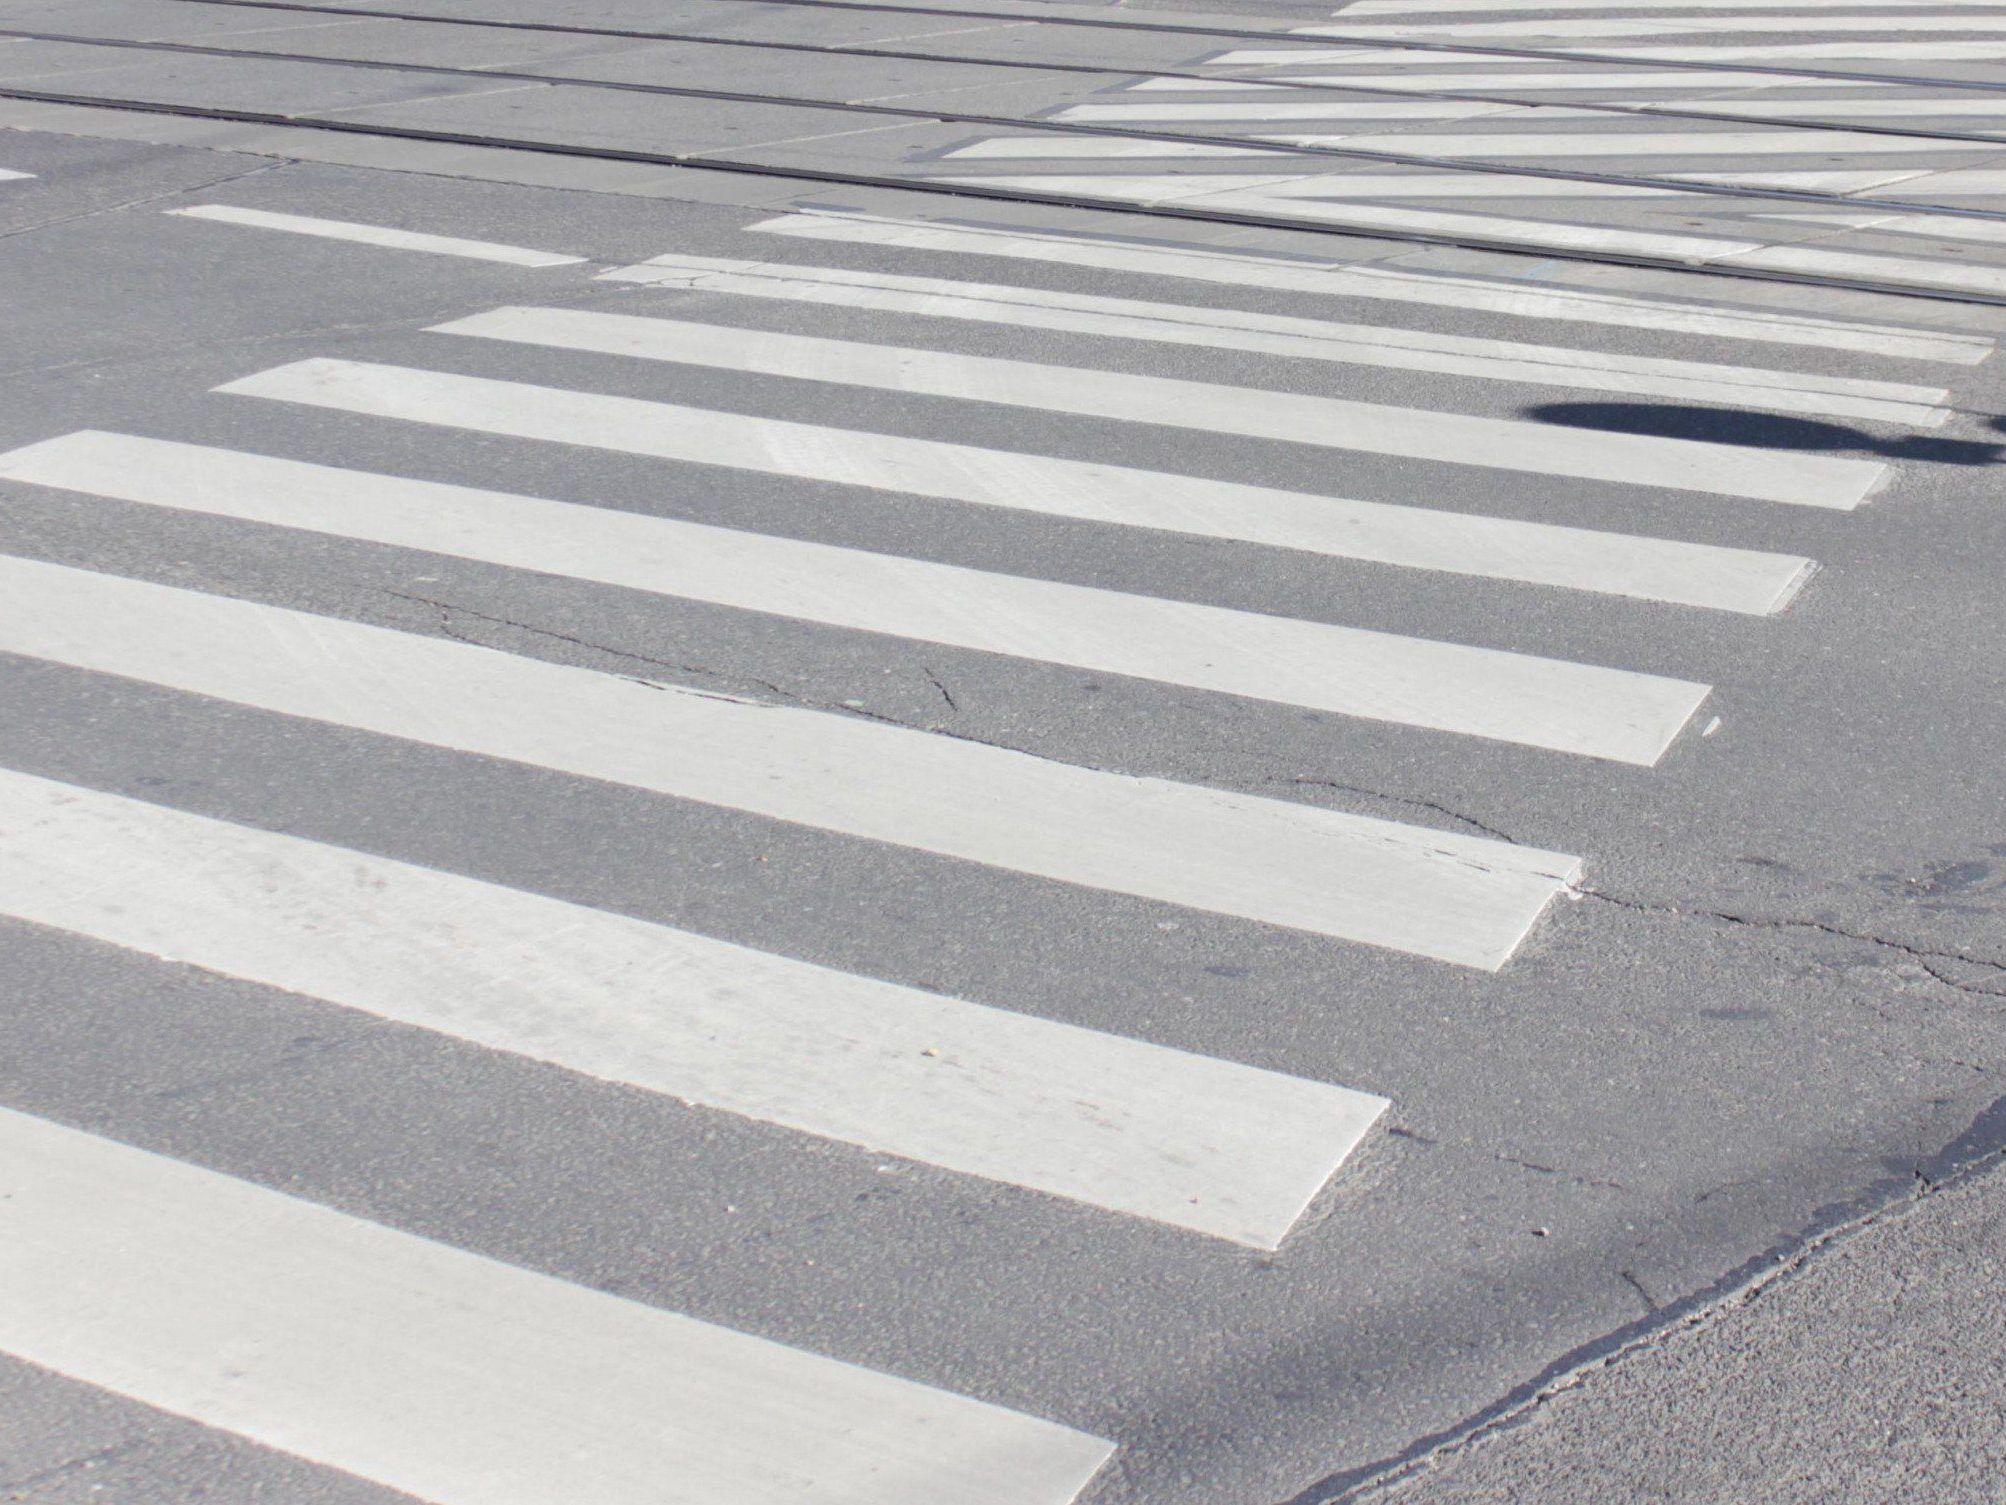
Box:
[1058,99,1526,121]
[0,768,1386,1246]
[1319,13,2006,34]
[1130,86,2006,125]
[940,173,2006,298]
[1394,40,2006,58]
[0,167,31,181]
[164,205,587,267]
[1630,96,2006,118]
[750,210,1988,361]
[1265,128,2006,158]
[428,306,1888,506]
[147,367,1808,615]
[1854,166,2006,195]
[0,555,1582,968]
[0,431,1712,758]
[945,137,1276,159]
[1338,0,2006,13]
[1758,209,2006,244]
[597,251,1948,426]
[0,1105,1115,1505]
[1206,44,1987,65]
[1178,63,1896,89]
[938,142,1954,196]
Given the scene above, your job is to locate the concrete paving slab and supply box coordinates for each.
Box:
[0,39,555,114]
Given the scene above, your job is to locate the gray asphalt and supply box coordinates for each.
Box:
[1373,1131,2006,1504]
[1,2,2005,1501]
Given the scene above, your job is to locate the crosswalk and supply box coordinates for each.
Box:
[912,1,2006,300]
[0,189,1990,1500]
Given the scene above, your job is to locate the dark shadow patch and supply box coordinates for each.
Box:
[1526,402,2004,465]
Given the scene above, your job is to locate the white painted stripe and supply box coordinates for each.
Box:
[1100,90,2006,130]
[1123,76,1297,90]
[596,251,1948,426]
[0,769,1385,1246]
[1340,0,2006,13]
[164,205,587,267]
[1449,39,2006,57]
[946,137,1273,159]
[1268,128,2005,157]
[1178,64,1894,88]
[939,141,1948,195]
[1281,30,2006,55]
[1760,208,2006,244]
[170,365,1810,616]
[428,305,1886,507]
[1646,96,2006,118]
[750,210,1989,362]
[958,155,1931,199]
[1205,46,1611,64]
[0,431,1709,759]
[943,138,1293,160]
[0,167,31,181]
[1322,13,2006,33]
[1855,167,2006,195]
[1159,86,2006,125]
[0,555,1582,968]
[0,1107,1115,1505]
[1058,99,1524,121]
[1209,43,1993,64]
[943,173,2006,298]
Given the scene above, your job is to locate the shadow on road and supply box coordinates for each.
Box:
[1524,402,2005,465]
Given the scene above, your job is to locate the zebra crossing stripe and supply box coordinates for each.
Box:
[1030,125,2005,159]
[169,363,1815,613]
[749,211,1989,362]
[936,174,2006,299]
[0,431,1713,759]
[596,251,1949,426]
[0,1105,1116,1505]
[1163,66,1895,89]
[1055,101,1596,120]
[1059,99,1527,121]
[1318,14,2006,34]
[0,767,1386,1246]
[1349,39,2006,58]
[1130,87,2006,124]
[1758,209,2006,245]
[0,555,1582,969]
[933,151,1918,200]
[1337,0,2006,13]
[429,305,1889,506]
[164,205,587,266]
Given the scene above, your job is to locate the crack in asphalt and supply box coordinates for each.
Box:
[1299,1092,2006,1504]
[920,664,958,713]
[1572,883,2006,1001]
[0,156,285,245]
[1274,777,1521,845]
[1385,1126,1626,1194]
[372,590,1038,758]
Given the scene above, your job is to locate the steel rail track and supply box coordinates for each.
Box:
[11,25,2006,223]
[164,0,2006,93]
[10,77,2006,308]
[86,0,2006,147]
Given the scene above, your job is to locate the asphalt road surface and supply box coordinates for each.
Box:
[1,0,2004,1501]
